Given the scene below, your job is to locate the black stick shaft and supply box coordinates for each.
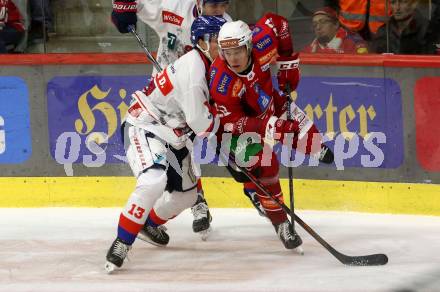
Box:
[285,84,296,233]
[128,25,163,72]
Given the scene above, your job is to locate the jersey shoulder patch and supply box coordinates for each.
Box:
[252,24,278,66]
[254,34,274,52]
[209,66,218,89]
[155,69,174,96]
[216,72,232,96]
[210,59,239,100]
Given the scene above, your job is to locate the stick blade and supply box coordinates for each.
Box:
[340,253,388,266]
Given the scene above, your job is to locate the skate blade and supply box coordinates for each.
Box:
[199,227,212,241]
[105,261,117,274]
[294,246,304,255]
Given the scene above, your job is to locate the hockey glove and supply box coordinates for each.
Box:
[260,13,294,56]
[112,0,137,33]
[229,116,300,142]
[276,53,300,93]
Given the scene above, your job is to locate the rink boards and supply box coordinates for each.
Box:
[1,176,439,216]
[1,53,440,214]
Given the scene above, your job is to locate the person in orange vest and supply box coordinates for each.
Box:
[303,7,368,54]
[338,0,391,40]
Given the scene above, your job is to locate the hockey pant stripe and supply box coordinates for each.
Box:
[118,168,168,244]
[118,213,144,244]
[197,178,204,195]
[146,208,167,227]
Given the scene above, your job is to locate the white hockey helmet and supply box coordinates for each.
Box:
[218,20,253,58]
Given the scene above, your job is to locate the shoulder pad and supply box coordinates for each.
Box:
[209,59,243,99]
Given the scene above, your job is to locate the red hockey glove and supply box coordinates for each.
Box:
[272,118,300,141]
[261,13,293,56]
[227,116,300,143]
[227,116,266,136]
[277,53,300,93]
[111,0,137,33]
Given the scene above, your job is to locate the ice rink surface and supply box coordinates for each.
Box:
[1,208,440,292]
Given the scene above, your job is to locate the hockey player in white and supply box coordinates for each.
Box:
[105,16,227,273]
[111,0,231,238]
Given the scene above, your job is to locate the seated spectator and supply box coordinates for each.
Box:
[302,7,368,54]
[0,0,25,53]
[370,0,436,54]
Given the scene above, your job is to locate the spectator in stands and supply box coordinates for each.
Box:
[370,0,437,54]
[427,0,440,54]
[302,7,368,54]
[0,0,25,53]
[28,0,53,44]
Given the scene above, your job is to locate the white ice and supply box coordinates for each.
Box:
[1,208,440,292]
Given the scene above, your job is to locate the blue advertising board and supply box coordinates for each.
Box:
[290,76,404,169]
[47,75,403,169]
[196,76,404,170]
[0,77,32,163]
[47,76,148,164]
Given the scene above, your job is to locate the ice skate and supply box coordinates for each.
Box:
[274,220,303,253]
[105,238,131,273]
[137,224,170,247]
[191,194,212,239]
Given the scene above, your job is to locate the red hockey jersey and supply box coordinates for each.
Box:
[0,0,25,32]
[209,13,294,128]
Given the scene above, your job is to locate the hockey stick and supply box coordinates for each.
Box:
[284,84,296,238]
[128,25,163,72]
[216,149,388,266]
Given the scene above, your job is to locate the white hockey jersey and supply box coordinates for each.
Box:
[126,49,216,149]
[137,0,231,72]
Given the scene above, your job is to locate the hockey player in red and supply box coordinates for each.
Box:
[209,14,334,249]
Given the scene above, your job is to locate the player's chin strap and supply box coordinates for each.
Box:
[196,0,203,16]
[196,40,214,62]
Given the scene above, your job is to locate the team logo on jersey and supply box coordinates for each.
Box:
[254,84,271,112]
[259,48,277,65]
[155,69,174,96]
[232,79,243,97]
[252,26,262,36]
[217,73,232,95]
[215,104,231,117]
[162,11,184,26]
[209,67,218,89]
[255,35,273,51]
